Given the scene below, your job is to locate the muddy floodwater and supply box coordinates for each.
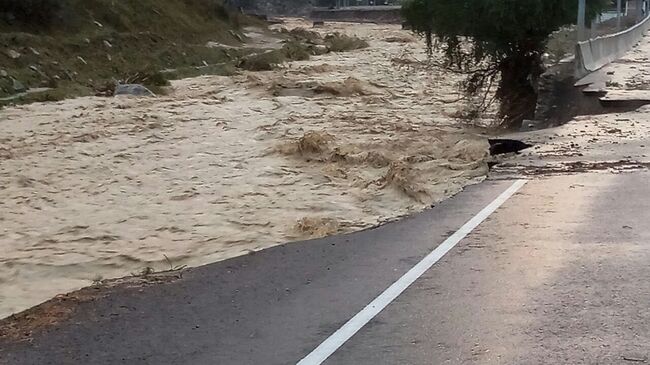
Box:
[0,20,490,318]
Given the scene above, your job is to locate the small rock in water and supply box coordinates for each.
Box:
[520,119,543,132]
[312,45,329,55]
[0,70,8,77]
[114,84,155,97]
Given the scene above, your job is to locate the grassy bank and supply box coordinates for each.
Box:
[0,0,260,104]
[0,1,369,106]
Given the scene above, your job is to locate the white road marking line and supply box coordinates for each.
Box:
[296,179,528,365]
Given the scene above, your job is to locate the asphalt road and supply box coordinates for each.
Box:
[2,169,650,364]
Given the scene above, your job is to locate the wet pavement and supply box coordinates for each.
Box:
[2,167,650,364]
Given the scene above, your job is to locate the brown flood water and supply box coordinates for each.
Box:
[0,20,490,318]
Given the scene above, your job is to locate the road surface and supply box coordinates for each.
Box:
[2,167,650,364]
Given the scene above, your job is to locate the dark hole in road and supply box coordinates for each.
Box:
[488,139,533,156]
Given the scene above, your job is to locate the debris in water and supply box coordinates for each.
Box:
[294,217,341,238]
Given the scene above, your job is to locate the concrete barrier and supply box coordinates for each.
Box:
[310,6,402,24]
[575,13,650,79]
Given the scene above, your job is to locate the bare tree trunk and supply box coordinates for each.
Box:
[496,51,544,128]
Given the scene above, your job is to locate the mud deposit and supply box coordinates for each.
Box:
[0,20,489,317]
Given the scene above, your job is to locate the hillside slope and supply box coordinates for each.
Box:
[0,0,255,102]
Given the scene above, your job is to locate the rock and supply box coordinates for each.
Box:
[5,49,21,59]
[520,119,543,132]
[114,84,155,97]
[312,45,329,55]
[28,65,47,78]
[11,78,27,93]
[0,70,7,78]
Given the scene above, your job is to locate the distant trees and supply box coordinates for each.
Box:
[403,0,608,127]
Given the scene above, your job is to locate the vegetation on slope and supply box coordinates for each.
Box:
[0,0,368,106]
[0,0,257,104]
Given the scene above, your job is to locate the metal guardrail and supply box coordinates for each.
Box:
[575,12,650,78]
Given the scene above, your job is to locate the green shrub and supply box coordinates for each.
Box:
[288,28,323,44]
[282,41,311,61]
[324,33,369,52]
[237,50,286,71]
